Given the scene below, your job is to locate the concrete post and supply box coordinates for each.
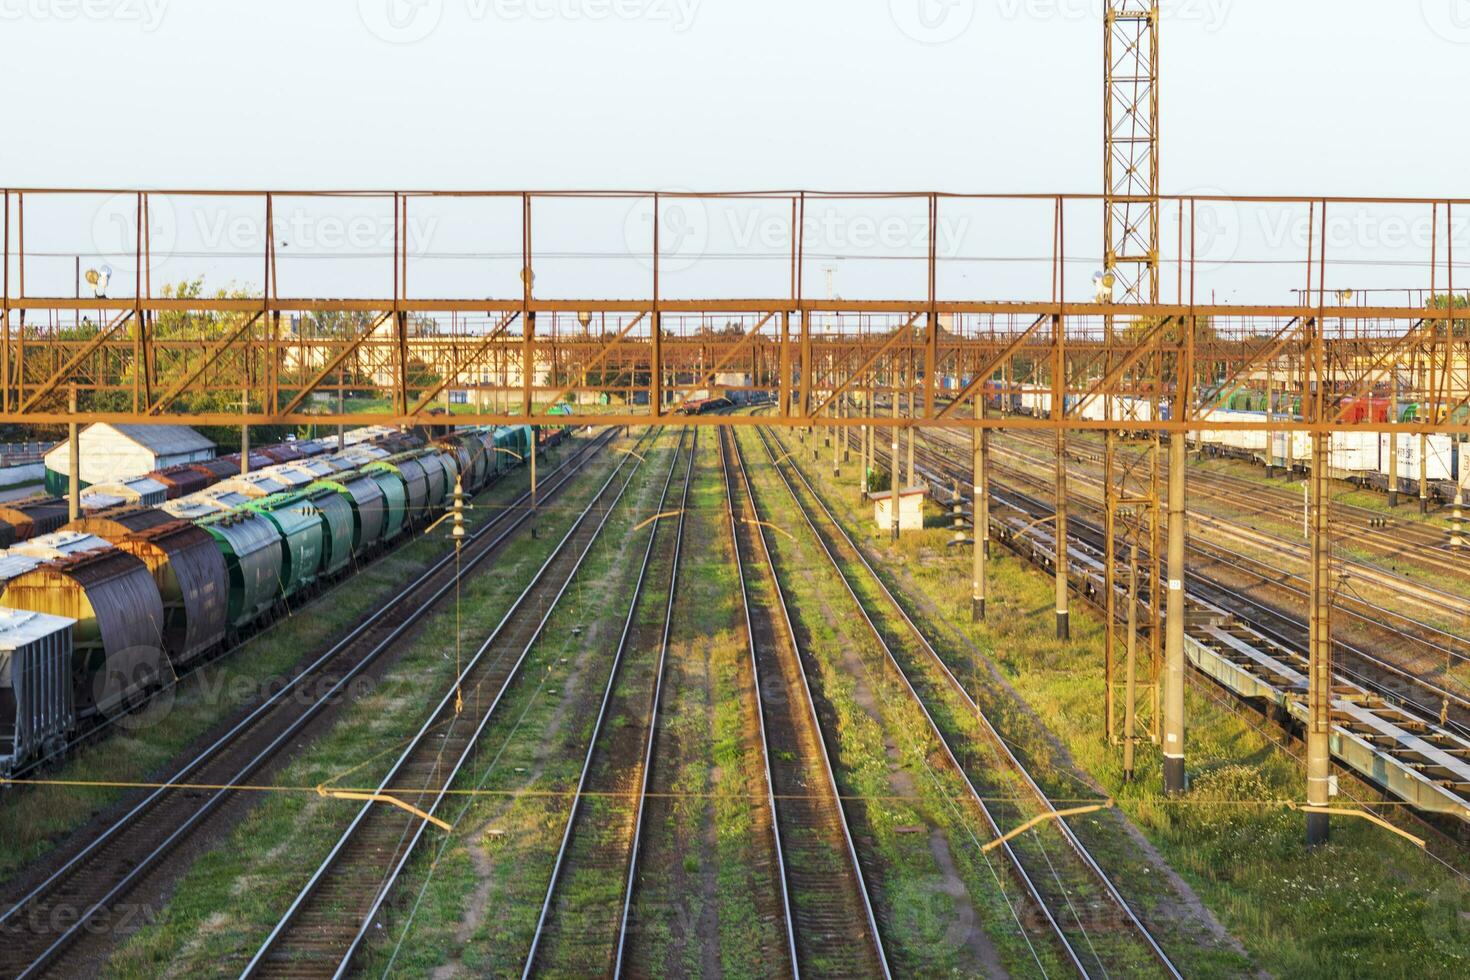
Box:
[1419,432,1429,515]
[1163,430,1187,795]
[240,390,251,475]
[1306,430,1332,845]
[891,376,901,542]
[1054,427,1070,640]
[67,386,80,522]
[1123,543,1139,782]
[1388,382,1399,506]
[972,395,988,621]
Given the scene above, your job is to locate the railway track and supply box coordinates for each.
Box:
[904,426,1470,728]
[758,423,1181,978]
[519,428,695,977]
[241,428,657,978]
[0,428,621,980]
[719,424,891,980]
[965,442,1470,730]
[878,432,1470,822]
[986,428,1470,611]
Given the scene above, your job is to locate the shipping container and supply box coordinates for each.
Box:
[89,520,229,668]
[367,456,429,523]
[258,443,305,465]
[147,464,212,499]
[308,473,388,557]
[215,471,292,499]
[185,457,241,483]
[196,510,285,629]
[243,494,326,598]
[257,465,313,491]
[0,548,168,718]
[418,450,453,509]
[0,607,76,775]
[85,476,169,508]
[0,498,71,542]
[298,488,355,577]
[66,505,174,539]
[363,469,409,541]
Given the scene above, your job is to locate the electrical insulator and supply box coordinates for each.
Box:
[452,477,465,539]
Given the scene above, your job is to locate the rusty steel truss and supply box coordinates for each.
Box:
[0,188,1467,433]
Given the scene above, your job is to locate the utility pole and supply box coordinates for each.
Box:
[240,389,250,474]
[972,391,988,621]
[1306,428,1333,844]
[891,367,901,542]
[67,385,79,521]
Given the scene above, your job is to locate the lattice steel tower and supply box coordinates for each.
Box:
[1102,1,1165,782]
[1104,1,1160,304]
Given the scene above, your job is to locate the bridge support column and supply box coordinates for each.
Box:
[1306,430,1333,845]
[1055,427,1070,640]
[972,395,988,622]
[67,386,79,522]
[1163,430,1187,795]
[891,374,901,542]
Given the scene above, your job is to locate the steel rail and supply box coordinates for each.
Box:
[609,429,699,978]
[984,434,1470,622]
[0,429,616,980]
[972,449,1470,731]
[716,425,801,979]
[241,427,658,979]
[520,427,693,976]
[4,435,601,783]
[909,430,1470,734]
[762,424,1180,979]
[721,425,893,980]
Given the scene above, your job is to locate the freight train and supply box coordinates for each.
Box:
[989,385,1465,501]
[0,423,537,777]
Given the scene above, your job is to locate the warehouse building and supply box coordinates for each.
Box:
[44,424,216,495]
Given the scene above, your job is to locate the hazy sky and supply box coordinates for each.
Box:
[1,1,1466,303]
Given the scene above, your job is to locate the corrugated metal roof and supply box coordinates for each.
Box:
[0,553,46,584]
[0,606,76,650]
[12,532,112,560]
[96,423,216,456]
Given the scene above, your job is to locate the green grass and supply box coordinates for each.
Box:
[618,435,786,978]
[99,430,648,977]
[0,441,584,885]
[737,426,1077,978]
[347,428,683,976]
[776,425,1470,980]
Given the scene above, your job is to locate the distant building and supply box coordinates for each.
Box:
[44,423,216,493]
